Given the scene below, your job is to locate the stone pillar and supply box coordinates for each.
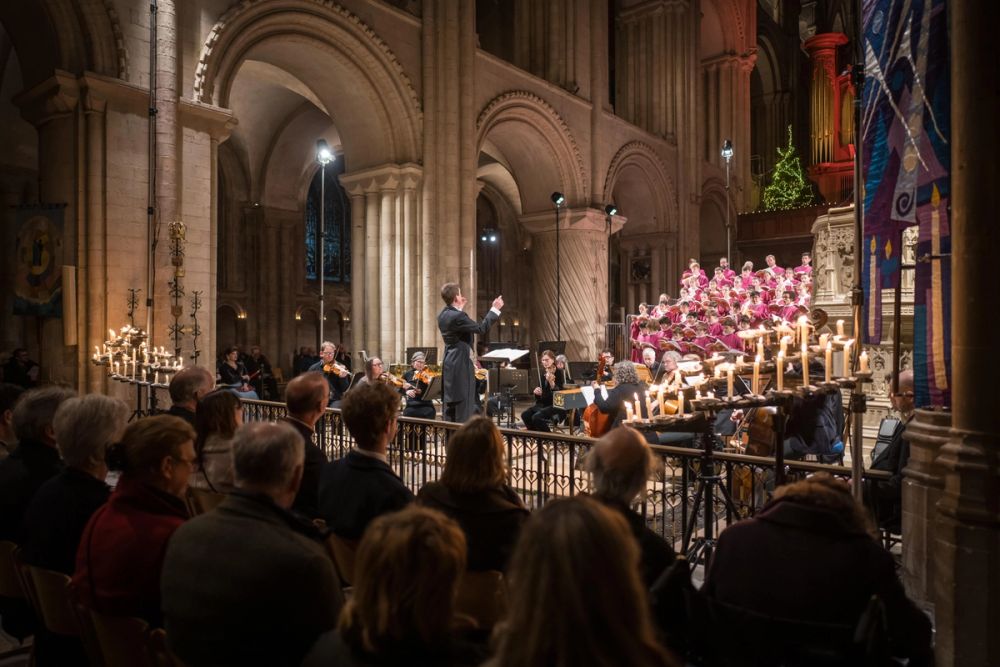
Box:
[513,0,589,95]
[81,81,108,393]
[616,0,679,140]
[902,409,949,605]
[347,190,365,354]
[378,177,397,359]
[153,0,179,344]
[364,187,380,356]
[932,2,1000,664]
[521,208,622,360]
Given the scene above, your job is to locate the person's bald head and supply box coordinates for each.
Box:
[168,367,215,408]
[585,427,653,505]
[285,371,329,423]
[890,369,915,415]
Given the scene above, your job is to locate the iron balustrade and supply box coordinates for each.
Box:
[241,398,891,557]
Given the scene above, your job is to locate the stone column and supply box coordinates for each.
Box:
[364,187,380,356]
[521,208,623,360]
[616,0,678,140]
[932,2,1000,664]
[347,189,366,354]
[378,177,398,359]
[902,409,949,605]
[153,0,179,343]
[401,170,421,355]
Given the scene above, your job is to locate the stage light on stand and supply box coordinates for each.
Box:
[315,139,334,347]
[551,192,565,340]
[721,139,734,268]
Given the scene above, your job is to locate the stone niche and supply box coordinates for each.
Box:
[810,204,918,454]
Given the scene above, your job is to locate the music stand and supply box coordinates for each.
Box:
[346,371,365,393]
[420,375,441,402]
[481,349,529,428]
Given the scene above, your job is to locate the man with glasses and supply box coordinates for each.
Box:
[864,370,916,532]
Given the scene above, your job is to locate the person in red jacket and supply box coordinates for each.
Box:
[72,415,195,627]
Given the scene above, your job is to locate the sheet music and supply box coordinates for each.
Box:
[579,385,608,405]
[480,348,530,362]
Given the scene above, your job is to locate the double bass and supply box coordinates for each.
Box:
[583,354,613,438]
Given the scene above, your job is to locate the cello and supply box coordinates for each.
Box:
[583,353,613,437]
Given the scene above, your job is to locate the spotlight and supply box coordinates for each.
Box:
[605,204,618,216]
[316,139,334,165]
[551,192,565,207]
[481,234,487,242]
[721,139,734,162]
[489,234,497,243]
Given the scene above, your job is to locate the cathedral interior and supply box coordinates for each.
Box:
[0,0,997,664]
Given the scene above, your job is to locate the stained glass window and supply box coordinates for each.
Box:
[305,158,351,283]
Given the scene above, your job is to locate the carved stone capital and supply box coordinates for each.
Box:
[179,98,238,142]
[519,207,620,236]
[14,70,79,127]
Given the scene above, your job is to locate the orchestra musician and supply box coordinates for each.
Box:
[437,283,502,423]
[520,350,566,433]
[401,352,437,420]
[584,349,615,383]
[309,341,351,407]
[591,361,649,430]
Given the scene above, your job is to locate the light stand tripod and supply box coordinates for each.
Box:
[681,411,740,566]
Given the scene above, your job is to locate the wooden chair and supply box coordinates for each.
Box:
[25,566,79,637]
[84,607,154,667]
[147,628,188,667]
[454,570,507,630]
[0,541,34,660]
[324,534,359,586]
[186,488,226,516]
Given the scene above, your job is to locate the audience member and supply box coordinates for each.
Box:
[163,422,343,666]
[72,415,194,626]
[218,345,258,400]
[22,394,126,574]
[864,369,915,533]
[2,348,39,388]
[0,385,76,542]
[281,372,331,518]
[586,427,676,586]
[418,417,528,572]
[167,366,215,427]
[244,345,279,400]
[318,382,413,540]
[189,389,242,493]
[488,496,677,667]
[0,382,24,460]
[303,506,483,667]
[703,473,932,663]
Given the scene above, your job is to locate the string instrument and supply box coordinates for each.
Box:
[583,354,613,438]
[734,406,778,456]
[323,361,350,377]
[475,368,488,381]
[413,369,440,384]
[379,372,408,388]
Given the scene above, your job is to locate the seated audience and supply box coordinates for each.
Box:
[418,417,528,572]
[163,422,343,667]
[0,382,24,460]
[244,345,279,400]
[703,473,932,663]
[318,382,413,540]
[586,427,676,586]
[2,348,39,389]
[22,394,126,574]
[0,385,76,541]
[303,506,483,667]
[189,389,242,493]
[166,366,215,427]
[281,372,331,518]
[218,345,258,400]
[72,415,194,626]
[488,496,677,667]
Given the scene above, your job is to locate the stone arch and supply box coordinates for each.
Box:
[700,0,752,58]
[476,90,587,210]
[603,141,678,233]
[194,0,422,166]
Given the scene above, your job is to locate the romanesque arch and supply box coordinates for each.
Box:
[603,141,678,233]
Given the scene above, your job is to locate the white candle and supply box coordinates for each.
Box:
[842,340,853,377]
[633,393,642,421]
[859,349,870,374]
[797,316,809,346]
[109,329,116,340]
[142,368,147,382]
[825,342,833,383]
[156,371,162,385]
[757,336,765,360]
[726,365,735,398]
[776,352,784,391]
[678,389,684,416]
[780,335,790,357]
[624,402,634,423]
[178,356,184,369]
[837,319,845,337]
[801,342,810,387]
[819,333,829,350]
[753,355,761,395]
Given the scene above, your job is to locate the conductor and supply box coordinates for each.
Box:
[437,282,503,423]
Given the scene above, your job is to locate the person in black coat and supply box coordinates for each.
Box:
[401,352,436,420]
[0,386,76,542]
[592,361,650,429]
[2,349,39,389]
[585,427,676,587]
[0,383,24,460]
[162,422,342,667]
[703,474,932,664]
[318,383,414,540]
[280,372,331,519]
[417,417,528,572]
[437,283,502,423]
[864,370,916,533]
[520,350,566,432]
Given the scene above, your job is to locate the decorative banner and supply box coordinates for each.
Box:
[862,0,951,407]
[13,204,65,318]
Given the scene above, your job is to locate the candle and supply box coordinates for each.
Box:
[756,336,765,360]
[780,335,790,357]
[753,355,761,395]
[801,342,810,387]
[818,333,829,350]
[633,393,642,422]
[837,319,845,337]
[624,403,634,423]
[726,365,735,399]
[776,352,784,391]
[109,329,116,340]
[142,368,147,383]
[859,349,870,374]
[178,356,184,369]
[842,340,853,377]
[678,389,684,416]
[797,316,809,346]
[825,342,833,383]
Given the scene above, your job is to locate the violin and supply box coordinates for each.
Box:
[323,361,350,377]
[413,368,441,384]
[474,368,489,381]
[379,372,408,388]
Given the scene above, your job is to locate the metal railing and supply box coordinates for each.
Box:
[242,399,891,558]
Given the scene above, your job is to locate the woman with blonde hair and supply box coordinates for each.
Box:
[489,495,676,667]
[418,417,528,572]
[303,505,483,666]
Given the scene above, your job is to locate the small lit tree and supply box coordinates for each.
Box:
[762,125,814,211]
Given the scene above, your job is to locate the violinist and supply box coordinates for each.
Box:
[401,352,436,419]
[309,341,351,407]
[520,350,565,433]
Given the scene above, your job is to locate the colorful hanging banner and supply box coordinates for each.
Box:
[862,0,951,407]
[13,204,65,318]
